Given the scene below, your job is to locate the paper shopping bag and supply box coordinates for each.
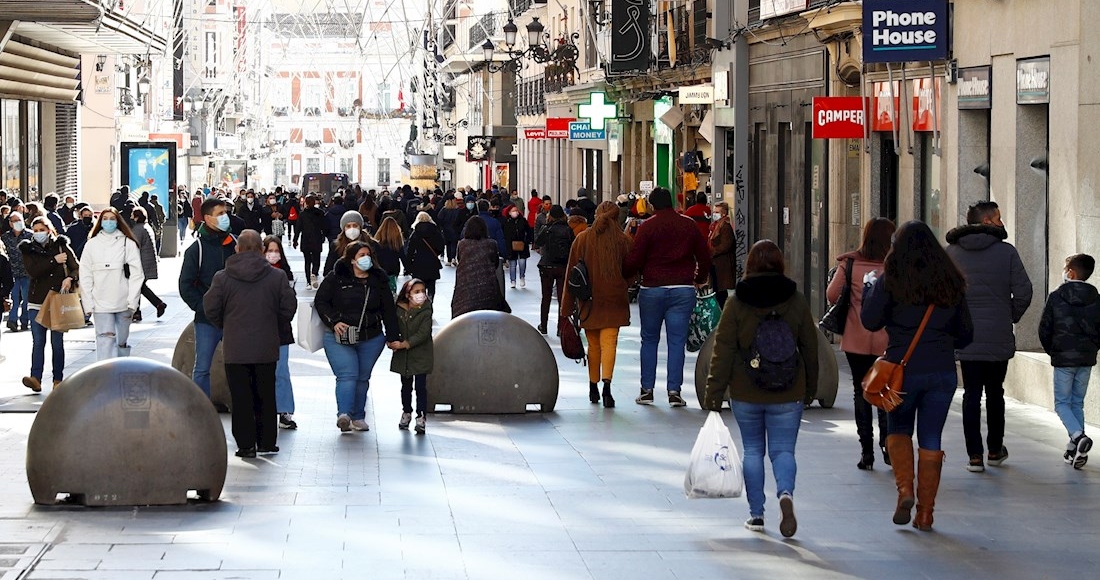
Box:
[34,291,56,329]
[47,290,86,332]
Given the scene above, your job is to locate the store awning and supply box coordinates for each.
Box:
[2,0,169,55]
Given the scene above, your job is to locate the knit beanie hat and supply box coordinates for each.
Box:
[339,210,364,229]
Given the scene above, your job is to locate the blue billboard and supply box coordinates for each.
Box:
[862,0,950,64]
[120,141,176,206]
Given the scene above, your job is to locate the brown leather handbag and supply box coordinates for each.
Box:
[862,305,935,412]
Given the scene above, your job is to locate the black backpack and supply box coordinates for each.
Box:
[542,225,572,267]
[742,311,800,392]
[568,259,592,302]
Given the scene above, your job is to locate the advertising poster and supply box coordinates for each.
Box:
[127,145,172,201]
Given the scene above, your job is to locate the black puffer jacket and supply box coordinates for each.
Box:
[1039,281,1100,367]
[403,221,445,282]
[314,259,400,342]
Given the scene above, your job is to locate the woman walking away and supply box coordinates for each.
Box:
[129,208,167,321]
[827,218,896,470]
[390,278,434,434]
[373,216,404,294]
[294,194,327,289]
[703,240,818,538]
[534,206,574,334]
[20,217,79,391]
[502,204,532,288]
[560,201,633,407]
[403,212,445,298]
[709,202,737,309]
[451,216,506,319]
[315,240,401,432]
[80,208,144,360]
[861,220,973,531]
[437,197,464,265]
[264,235,298,430]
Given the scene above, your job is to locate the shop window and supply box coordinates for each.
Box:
[27,101,40,197]
[1,100,20,194]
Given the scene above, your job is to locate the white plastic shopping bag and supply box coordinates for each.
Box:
[296,300,326,353]
[684,411,743,499]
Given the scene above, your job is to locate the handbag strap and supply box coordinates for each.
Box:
[900,305,936,366]
[355,286,371,330]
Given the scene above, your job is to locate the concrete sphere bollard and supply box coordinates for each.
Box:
[694,326,839,408]
[427,311,559,413]
[26,358,227,506]
[171,322,233,410]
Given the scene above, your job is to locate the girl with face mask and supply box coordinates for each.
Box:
[501,204,532,289]
[314,240,401,433]
[263,236,299,430]
[389,278,434,434]
[79,208,144,361]
[18,217,80,392]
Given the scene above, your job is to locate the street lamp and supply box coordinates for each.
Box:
[503,18,518,48]
[137,75,151,106]
[481,17,580,74]
[527,17,544,47]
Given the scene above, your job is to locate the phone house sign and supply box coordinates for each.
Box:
[863,0,949,63]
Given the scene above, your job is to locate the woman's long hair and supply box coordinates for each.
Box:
[463,216,487,240]
[744,240,784,278]
[89,207,136,241]
[858,218,896,262]
[884,220,966,306]
[373,216,404,251]
[588,201,630,280]
[263,235,293,281]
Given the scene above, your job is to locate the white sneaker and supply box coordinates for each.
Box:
[336,414,352,432]
[351,419,370,432]
[510,281,517,289]
[519,278,526,288]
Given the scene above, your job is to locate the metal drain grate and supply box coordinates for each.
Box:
[0,544,48,580]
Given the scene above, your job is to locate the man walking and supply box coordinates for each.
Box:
[946,201,1033,472]
[624,187,711,407]
[179,197,237,399]
[204,230,296,458]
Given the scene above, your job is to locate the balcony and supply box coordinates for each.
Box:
[338,139,356,148]
[509,0,533,17]
[304,139,322,148]
[303,107,322,117]
[545,63,575,94]
[469,11,505,51]
[272,106,289,116]
[337,107,354,117]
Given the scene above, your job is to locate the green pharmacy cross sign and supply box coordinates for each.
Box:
[577,92,618,130]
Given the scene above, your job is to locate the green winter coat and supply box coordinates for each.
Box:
[390,301,434,376]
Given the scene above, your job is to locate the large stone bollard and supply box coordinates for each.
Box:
[26,358,227,506]
[427,311,559,413]
[694,326,839,408]
[171,322,232,410]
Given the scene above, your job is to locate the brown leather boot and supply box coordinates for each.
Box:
[913,448,945,531]
[885,434,915,525]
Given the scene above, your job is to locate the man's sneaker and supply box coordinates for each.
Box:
[336,414,352,432]
[779,493,797,538]
[668,391,687,407]
[399,412,412,430]
[635,389,654,405]
[987,446,1009,467]
[744,517,765,532]
[1074,434,1092,470]
[22,376,41,393]
[351,419,370,432]
[1064,449,1076,464]
[414,415,426,434]
[967,455,985,472]
[278,413,297,430]
[519,278,526,288]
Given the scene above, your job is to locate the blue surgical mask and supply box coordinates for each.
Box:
[101,219,118,233]
[216,214,231,231]
[33,231,49,244]
[356,256,373,271]
[466,202,475,211]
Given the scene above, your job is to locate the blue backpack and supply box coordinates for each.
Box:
[743,311,799,392]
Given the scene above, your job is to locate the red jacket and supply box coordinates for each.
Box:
[527,197,542,228]
[683,203,711,239]
[624,209,711,287]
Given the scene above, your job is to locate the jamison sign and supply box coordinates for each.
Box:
[863,0,950,64]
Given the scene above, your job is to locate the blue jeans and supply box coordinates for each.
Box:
[323,331,386,420]
[29,308,65,381]
[9,277,29,326]
[731,400,803,518]
[276,344,295,414]
[177,217,190,241]
[1054,366,1091,437]
[637,286,696,392]
[887,371,957,450]
[192,322,223,398]
[508,258,527,283]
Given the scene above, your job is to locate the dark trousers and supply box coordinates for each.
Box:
[303,248,321,280]
[445,240,458,262]
[224,362,277,450]
[139,282,164,308]
[286,221,297,240]
[845,352,888,454]
[423,278,437,299]
[960,360,1009,457]
[539,266,566,327]
[401,374,428,415]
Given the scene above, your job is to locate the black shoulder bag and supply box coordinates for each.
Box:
[819,257,853,335]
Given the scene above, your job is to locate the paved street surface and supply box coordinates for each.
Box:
[0,237,1096,580]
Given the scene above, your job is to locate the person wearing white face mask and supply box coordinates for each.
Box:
[389,278,434,433]
[501,204,532,289]
[18,217,79,392]
[2,212,33,332]
[79,208,144,361]
[322,210,367,278]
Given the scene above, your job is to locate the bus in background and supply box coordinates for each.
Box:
[299,173,349,204]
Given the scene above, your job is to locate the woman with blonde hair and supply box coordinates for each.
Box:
[561,201,633,407]
[373,216,404,293]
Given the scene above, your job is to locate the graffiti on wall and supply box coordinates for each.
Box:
[733,165,748,280]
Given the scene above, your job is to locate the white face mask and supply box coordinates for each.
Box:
[1064,271,1072,283]
[509,211,520,219]
[411,292,427,305]
[345,227,361,240]
[11,221,24,232]
[265,251,282,265]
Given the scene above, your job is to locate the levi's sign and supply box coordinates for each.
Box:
[863,0,949,63]
[812,97,868,139]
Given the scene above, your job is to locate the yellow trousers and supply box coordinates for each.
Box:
[585,327,620,383]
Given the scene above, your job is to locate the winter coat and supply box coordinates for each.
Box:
[179,224,237,326]
[0,253,14,299]
[78,230,144,314]
[323,204,347,241]
[382,209,409,239]
[236,202,263,231]
[945,224,1033,360]
[467,211,506,258]
[130,223,159,280]
[375,244,403,277]
[534,221,574,269]
[203,251,296,364]
[1039,281,1100,367]
[709,218,737,292]
[260,204,284,234]
[623,208,712,287]
[683,203,711,240]
[390,301,434,376]
[403,222,445,282]
[527,197,542,228]
[65,220,92,258]
[314,259,400,342]
[296,206,328,251]
[559,226,632,329]
[451,238,504,318]
[501,215,532,259]
[825,251,889,356]
[19,235,79,306]
[2,230,31,278]
[437,207,464,243]
[703,273,819,408]
[861,275,975,376]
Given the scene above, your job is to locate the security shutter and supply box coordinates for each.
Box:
[54,103,78,198]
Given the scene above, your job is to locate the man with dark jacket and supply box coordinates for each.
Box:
[624,187,712,407]
[65,205,94,258]
[945,201,1033,472]
[204,230,296,458]
[324,196,347,242]
[576,187,597,224]
[235,192,263,231]
[42,193,66,234]
[179,198,238,399]
[295,194,328,287]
